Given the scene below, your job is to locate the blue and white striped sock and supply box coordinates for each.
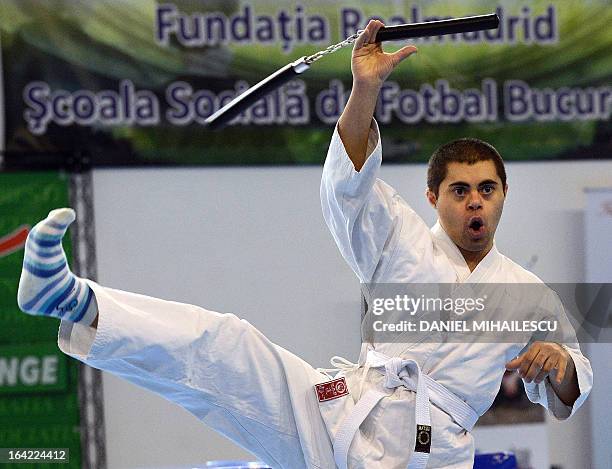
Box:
[17,208,98,325]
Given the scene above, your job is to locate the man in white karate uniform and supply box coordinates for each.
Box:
[17,20,591,469]
[318,19,593,468]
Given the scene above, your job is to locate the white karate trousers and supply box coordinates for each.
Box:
[58,281,474,469]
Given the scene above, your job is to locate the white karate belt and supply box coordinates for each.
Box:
[321,350,479,469]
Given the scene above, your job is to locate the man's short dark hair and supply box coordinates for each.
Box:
[427,138,507,197]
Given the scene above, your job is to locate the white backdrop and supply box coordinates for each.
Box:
[90,159,612,469]
[584,188,612,469]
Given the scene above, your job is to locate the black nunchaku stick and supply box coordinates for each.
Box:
[205,13,500,130]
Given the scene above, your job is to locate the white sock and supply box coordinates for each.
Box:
[17,208,98,325]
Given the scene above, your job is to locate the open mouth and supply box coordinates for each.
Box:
[468,217,485,236]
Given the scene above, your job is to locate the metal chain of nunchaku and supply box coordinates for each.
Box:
[304,30,365,65]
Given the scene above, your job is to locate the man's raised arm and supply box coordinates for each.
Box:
[320,23,421,283]
[338,20,417,171]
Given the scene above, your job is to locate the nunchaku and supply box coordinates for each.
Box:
[205,13,500,130]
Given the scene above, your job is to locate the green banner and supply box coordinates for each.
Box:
[0,172,81,469]
[0,344,69,395]
[0,0,610,166]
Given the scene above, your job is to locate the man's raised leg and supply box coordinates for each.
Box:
[17,208,98,325]
[17,209,334,469]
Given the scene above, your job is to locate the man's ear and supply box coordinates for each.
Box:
[504,184,509,197]
[426,189,437,208]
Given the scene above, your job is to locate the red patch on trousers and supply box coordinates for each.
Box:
[315,377,349,402]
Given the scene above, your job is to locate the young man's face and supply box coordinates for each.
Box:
[427,160,507,254]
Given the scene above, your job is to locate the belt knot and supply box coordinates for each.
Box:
[383,357,418,390]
